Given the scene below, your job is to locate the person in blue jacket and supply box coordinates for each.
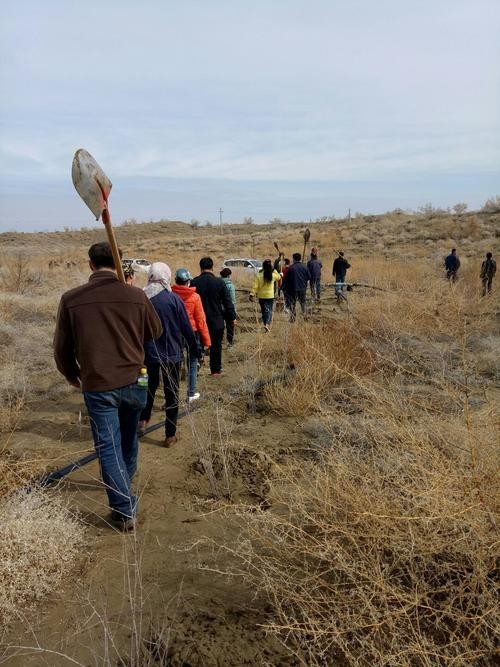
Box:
[307,248,322,302]
[281,252,310,321]
[138,262,198,447]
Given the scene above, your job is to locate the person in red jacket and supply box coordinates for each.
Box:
[172,268,211,401]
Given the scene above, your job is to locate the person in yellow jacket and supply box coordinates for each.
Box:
[249,259,281,331]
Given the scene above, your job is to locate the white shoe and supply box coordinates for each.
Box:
[188,393,200,402]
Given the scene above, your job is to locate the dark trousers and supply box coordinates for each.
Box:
[140,361,181,437]
[208,327,224,373]
[225,317,234,344]
[482,277,493,295]
[284,289,306,322]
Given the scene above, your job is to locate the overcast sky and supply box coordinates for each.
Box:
[1,0,499,230]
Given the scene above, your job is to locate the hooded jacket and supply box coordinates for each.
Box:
[144,290,198,364]
[171,284,211,347]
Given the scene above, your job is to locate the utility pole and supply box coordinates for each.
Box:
[218,207,223,234]
[348,207,351,222]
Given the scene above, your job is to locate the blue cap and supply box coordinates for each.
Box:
[175,268,191,282]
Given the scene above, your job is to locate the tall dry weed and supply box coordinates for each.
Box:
[229,378,498,665]
[220,267,499,665]
[263,321,373,416]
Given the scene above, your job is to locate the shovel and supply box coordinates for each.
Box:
[71,148,125,283]
[302,227,311,262]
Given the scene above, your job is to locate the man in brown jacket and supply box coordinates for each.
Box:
[54,242,162,531]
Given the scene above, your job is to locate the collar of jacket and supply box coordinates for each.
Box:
[88,270,119,283]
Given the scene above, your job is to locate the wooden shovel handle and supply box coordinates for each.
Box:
[102,208,126,283]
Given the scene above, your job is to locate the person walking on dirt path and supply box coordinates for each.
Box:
[172,268,211,402]
[191,257,236,377]
[445,248,460,282]
[332,251,351,295]
[250,259,281,331]
[281,252,310,322]
[307,249,322,302]
[220,267,237,348]
[139,262,198,447]
[480,252,496,296]
[53,242,162,531]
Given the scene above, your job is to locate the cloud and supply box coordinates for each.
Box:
[0,1,499,229]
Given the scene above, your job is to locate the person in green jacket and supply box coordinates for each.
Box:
[250,259,281,331]
[220,267,237,347]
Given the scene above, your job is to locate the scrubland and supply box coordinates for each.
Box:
[0,210,498,666]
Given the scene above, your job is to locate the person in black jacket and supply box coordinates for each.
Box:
[281,252,310,322]
[445,248,460,282]
[191,257,236,376]
[480,252,496,296]
[332,251,351,295]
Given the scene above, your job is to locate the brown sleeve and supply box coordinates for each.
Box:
[53,298,80,382]
[143,296,163,341]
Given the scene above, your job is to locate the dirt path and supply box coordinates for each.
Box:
[3,300,319,666]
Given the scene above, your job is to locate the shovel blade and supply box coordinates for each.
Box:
[72,149,112,220]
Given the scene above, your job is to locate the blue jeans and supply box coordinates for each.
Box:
[84,382,147,519]
[188,353,199,397]
[259,298,275,326]
[310,279,321,300]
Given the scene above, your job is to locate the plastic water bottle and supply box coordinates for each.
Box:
[137,367,149,389]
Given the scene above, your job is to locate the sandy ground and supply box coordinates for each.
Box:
[2,296,327,667]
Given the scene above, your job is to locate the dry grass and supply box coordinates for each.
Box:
[212,254,499,665]
[0,213,497,663]
[0,489,86,632]
[228,371,498,665]
[263,321,373,416]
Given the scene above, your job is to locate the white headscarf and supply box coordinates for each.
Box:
[144,262,172,299]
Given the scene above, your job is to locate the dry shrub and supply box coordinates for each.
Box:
[223,265,499,665]
[0,489,86,630]
[0,253,42,294]
[232,380,498,666]
[263,321,373,415]
[0,371,26,433]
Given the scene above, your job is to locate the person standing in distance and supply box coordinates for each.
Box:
[191,257,236,376]
[480,252,496,296]
[332,251,351,295]
[445,248,460,282]
[53,242,162,531]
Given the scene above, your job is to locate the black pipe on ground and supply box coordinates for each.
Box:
[37,404,197,488]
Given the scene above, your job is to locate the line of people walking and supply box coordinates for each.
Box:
[53,242,495,531]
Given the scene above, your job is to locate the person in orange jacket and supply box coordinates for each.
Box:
[172,268,211,401]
